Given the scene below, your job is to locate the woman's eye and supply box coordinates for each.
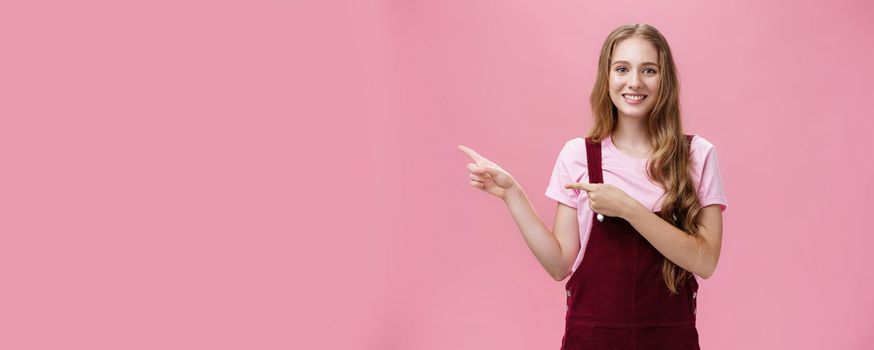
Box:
[615,67,656,74]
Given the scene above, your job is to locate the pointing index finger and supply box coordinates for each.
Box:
[457,144,484,162]
[565,181,596,192]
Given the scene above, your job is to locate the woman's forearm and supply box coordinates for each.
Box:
[622,202,715,278]
[502,185,566,280]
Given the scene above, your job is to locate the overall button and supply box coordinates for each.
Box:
[567,290,571,297]
[692,291,697,299]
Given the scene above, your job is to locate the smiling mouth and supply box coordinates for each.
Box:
[622,94,647,101]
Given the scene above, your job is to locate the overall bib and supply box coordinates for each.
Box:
[560,135,700,350]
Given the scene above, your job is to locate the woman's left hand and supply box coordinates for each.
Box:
[564,182,641,220]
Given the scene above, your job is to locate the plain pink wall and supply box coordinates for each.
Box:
[2,0,873,349]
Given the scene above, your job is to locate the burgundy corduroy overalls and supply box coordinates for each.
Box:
[560,135,700,350]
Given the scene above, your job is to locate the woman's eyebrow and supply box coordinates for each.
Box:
[612,60,659,67]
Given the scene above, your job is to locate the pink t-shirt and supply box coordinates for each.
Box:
[545,134,728,273]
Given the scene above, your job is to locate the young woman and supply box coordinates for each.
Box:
[457,23,727,349]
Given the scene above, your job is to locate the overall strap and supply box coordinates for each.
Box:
[584,137,603,184]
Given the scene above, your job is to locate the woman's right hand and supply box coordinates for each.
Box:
[457,144,519,201]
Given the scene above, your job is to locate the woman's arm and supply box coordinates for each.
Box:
[457,144,580,281]
[623,203,723,279]
[503,185,580,281]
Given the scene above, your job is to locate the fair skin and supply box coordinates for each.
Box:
[457,36,723,281]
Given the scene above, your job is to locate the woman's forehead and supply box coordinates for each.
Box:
[611,38,659,65]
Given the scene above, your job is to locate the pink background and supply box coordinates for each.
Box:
[2,0,873,349]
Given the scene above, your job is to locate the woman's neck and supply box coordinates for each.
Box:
[612,115,652,157]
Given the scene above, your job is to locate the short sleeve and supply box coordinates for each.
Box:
[695,142,728,212]
[545,140,584,209]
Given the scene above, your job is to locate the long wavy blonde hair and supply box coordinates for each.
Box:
[587,23,702,295]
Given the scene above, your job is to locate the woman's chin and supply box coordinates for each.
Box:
[617,107,652,118]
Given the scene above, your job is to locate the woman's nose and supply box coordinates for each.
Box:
[628,73,641,89]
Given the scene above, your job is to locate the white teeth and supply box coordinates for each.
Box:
[623,94,645,101]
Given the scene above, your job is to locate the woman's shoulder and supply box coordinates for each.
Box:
[556,136,588,166]
[565,136,587,149]
[562,136,588,156]
[688,134,717,158]
[687,134,722,176]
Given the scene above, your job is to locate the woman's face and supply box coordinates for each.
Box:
[608,37,661,119]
